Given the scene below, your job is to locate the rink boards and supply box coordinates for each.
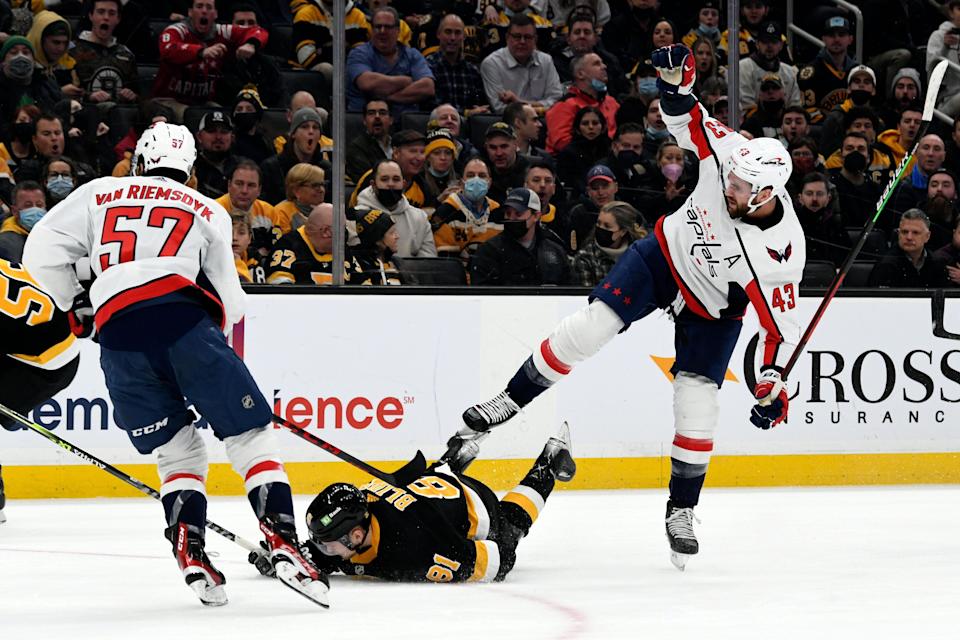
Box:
[3,292,960,498]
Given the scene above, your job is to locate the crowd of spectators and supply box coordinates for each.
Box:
[0,0,958,289]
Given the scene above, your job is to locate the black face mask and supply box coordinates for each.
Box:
[617,149,642,167]
[594,226,617,248]
[204,149,229,162]
[503,219,529,239]
[849,89,872,106]
[760,99,784,113]
[13,121,34,143]
[376,187,403,208]
[233,112,258,132]
[843,151,867,173]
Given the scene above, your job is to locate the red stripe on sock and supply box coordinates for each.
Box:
[540,339,571,375]
[245,460,285,481]
[673,434,713,452]
[163,472,204,484]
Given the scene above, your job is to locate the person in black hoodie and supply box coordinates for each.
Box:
[470,187,569,286]
[869,209,948,288]
[231,86,273,165]
[556,106,611,198]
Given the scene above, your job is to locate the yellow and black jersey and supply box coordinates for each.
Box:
[0,259,78,371]
[266,227,353,285]
[313,473,502,582]
[718,27,793,65]
[290,0,371,68]
[409,15,485,62]
[479,10,555,59]
[350,253,401,285]
[432,194,502,262]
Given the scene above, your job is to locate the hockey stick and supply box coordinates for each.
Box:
[271,413,427,486]
[0,402,261,555]
[782,59,950,379]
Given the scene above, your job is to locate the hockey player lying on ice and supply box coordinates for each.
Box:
[445,43,806,571]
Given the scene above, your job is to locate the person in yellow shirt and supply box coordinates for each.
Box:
[273,162,327,237]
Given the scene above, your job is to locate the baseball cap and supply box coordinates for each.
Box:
[586,164,616,184]
[392,129,427,147]
[199,110,233,131]
[502,187,541,213]
[760,73,783,91]
[485,121,516,140]
[757,21,783,43]
[289,107,322,135]
[847,64,876,86]
[823,16,851,35]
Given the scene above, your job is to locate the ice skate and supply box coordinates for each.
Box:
[443,427,491,474]
[535,421,576,482]
[665,500,700,571]
[166,523,227,606]
[260,517,330,608]
[462,390,520,431]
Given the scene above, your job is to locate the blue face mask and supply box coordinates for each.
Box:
[697,24,719,38]
[18,206,46,231]
[427,166,450,179]
[463,176,489,202]
[637,77,659,97]
[646,125,670,142]
[590,78,607,94]
[46,175,73,199]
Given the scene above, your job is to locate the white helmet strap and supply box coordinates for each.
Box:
[746,185,776,215]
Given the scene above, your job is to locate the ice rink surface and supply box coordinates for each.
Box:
[2,486,957,639]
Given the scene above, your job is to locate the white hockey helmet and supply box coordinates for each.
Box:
[134,122,196,179]
[724,137,793,214]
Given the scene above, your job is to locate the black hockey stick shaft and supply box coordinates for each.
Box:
[0,402,260,553]
[271,413,426,486]
[782,60,950,379]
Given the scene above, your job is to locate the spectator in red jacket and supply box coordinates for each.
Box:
[545,52,618,154]
[152,0,268,120]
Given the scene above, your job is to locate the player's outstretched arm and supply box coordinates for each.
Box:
[652,44,746,164]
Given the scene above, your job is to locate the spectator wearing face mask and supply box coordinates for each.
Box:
[740,73,788,138]
[231,87,272,165]
[42,157,77,207]
[432,156,502,264]
[819,65,878,156]
[827,132,881,228]
[642,98,669,157]
[0,181,46,261]
[545,53,618,155]
[566,163,619,252]
[635,141,694,222]
[469,187,569,286]
[354,159,436,257]
[0,105,39,196]
[571,200,647,286]
[681,1,723,50]
[785,136,824,198]
[0,37,62,143]
[421,127,460,211]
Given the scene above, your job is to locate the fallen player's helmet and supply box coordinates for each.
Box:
[134,122,196,179]
[306,482,369,545]
[724,136,793,214]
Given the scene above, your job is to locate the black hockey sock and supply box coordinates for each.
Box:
[669,458,707,508]
[162,489,207,530]
[248,481,295,522]
[505,356,554,407]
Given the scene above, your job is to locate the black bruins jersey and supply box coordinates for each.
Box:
[478,11,555,60]
[313,473,503,582]
[798,57,851,123]
[0,259,78,371]
[265,227,353,285]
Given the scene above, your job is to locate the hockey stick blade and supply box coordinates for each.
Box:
[782,60,951,379]
[272,413,425,486]
[0,402,261,553]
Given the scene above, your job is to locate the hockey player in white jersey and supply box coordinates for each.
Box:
[22,123,328,607]
[445,44,806,570]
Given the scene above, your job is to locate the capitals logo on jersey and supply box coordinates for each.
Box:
[766,242,793,263]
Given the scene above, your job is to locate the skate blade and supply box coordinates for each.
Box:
[190,580,228,606]
[670,551,691,571]
[275,561,330,609]
[0,508,6,524]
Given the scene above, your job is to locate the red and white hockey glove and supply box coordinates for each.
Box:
[651,44,696,96]
[68,291,94,339]
[750,369,788,430]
